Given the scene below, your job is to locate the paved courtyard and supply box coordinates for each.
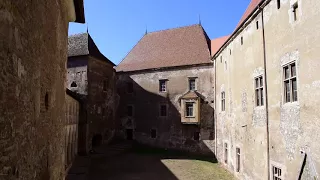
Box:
[86,142,234,180]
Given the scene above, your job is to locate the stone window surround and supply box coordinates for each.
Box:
[281,54,299,106]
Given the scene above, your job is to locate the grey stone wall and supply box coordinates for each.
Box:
[0,1,69,179]
[116,65,215,155]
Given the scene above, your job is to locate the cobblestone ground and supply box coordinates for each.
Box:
[87,142,234,180]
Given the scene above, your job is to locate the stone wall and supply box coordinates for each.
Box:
[117,65,215,155]
[0,1,69,179]
[214,0,320,179]
[87,57,116,151]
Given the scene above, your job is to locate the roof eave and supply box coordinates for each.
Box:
[211,0,270,60]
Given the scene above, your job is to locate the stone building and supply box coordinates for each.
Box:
[116,25,216,154]
[0,0,84,179]
[67,33,117,154]
[65,89,81,172]
[212,0,320,179]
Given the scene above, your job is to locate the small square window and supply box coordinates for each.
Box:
[229,49,232,55]
[185,102,194,117]
[127,82,133,93]
[159,80,167,92]
[256,21,259,29]
[189,78,196,91]
[272,166,282,180]
[127,105,133,117]
[160,104,167,117]
[151,129,157,139]
[241,36,243,45]
[193,132,200,141]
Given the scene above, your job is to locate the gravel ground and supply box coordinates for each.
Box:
[87,144,234,180]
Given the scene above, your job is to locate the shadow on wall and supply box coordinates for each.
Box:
[116,75,216,158]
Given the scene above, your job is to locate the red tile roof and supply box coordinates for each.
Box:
[211,0,263,57]
[211,35,230,55]
[116,24,211,72]
[235,0,263,30]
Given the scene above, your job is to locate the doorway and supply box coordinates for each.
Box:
[126,129,133,140]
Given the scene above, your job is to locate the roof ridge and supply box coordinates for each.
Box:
[146,24,201,35]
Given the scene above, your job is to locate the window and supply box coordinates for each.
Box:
[185,102,194,117]
[159,80,167,92]
[221,92,225,111]
[127,105,133,117]
[255,76,264,106]
[272,166,282,180]
[236,148,240,172]
[256,21,259,29]
[189,78,196,91]
[220,56,223,63]
[293,2,298,21]
[229,49,232,55]
[160,104,167,117]
[193,132,200,141]
[71,81,77,87]
[103,79,108,91]
[224,143,228,164]
[277,0,281,9]
[151,129,157,139]
[283,62,297,103]
[127,82,133,93]
[241,36,243,45]
[225,61,227,70]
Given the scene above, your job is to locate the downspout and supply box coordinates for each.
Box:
[214,59,218,156]
[260,5,270,180]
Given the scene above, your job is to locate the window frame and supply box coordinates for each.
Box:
[224,143,228,164]
[159,104,168,117]
[188,78,197,91]
[127,105,134,117]
[255,76,264,107]
[151,129,157,139]
[159,79,167,92]
[236,147,241,172]
[185,102,195,117]
[221,91,226,111]
[283,62,297,103]
[272,165,283,180]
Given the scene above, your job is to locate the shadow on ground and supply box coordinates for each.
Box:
[87,141,234,180]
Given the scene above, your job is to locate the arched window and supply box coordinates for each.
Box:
[71,81,77,87]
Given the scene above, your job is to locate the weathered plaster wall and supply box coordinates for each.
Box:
[87,57,116,151]
[264,0,320,179]
[0,1,69,179]
[117,65,215,155]
[215,10,268,180]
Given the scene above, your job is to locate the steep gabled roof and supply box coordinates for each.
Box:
[68,33,115,66]
[211,35,230,55]
[116,24,211,72]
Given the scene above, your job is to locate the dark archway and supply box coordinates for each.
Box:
[92,134,102,148]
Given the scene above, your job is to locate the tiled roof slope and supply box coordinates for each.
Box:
[116,24,211,72]
[68,33,115,66]
[211,0,263,57]
[211,35,230,55]
[235,0,263,30]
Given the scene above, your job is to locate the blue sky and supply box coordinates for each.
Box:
[68,0,251,65]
